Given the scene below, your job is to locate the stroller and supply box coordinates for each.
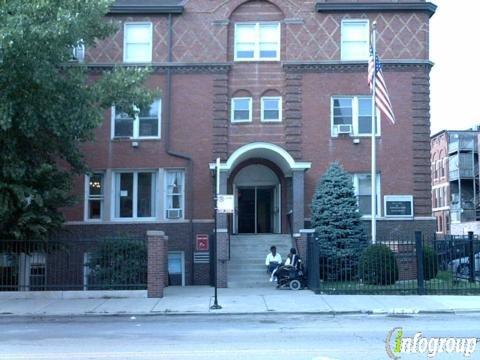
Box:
[274,256,307,290]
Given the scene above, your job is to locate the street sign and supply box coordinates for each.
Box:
[217,195,234,214]
[196,234,209,251]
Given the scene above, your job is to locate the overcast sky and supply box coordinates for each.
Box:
[429,0,480,134]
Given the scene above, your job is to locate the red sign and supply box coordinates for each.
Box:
[196,234,209,251]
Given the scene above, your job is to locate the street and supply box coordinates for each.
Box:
[0,314,479,360]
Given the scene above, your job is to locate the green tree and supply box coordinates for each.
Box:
[311,162,367,280]
[0,0,156,240]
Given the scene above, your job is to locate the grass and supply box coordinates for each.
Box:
[315,271,480,295]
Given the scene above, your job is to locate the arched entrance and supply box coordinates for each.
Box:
[233,164,281,234]
[210,142,311,235]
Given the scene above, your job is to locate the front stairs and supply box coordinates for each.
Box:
[227,234,293,288]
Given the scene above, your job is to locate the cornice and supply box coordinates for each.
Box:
[283,60,434,73]
[315,2,437,18]
[85,62,231,74]
[108,4,184,15]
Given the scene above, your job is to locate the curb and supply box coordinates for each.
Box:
[0,309,474,320]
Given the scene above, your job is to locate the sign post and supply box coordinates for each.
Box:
[211,158,222,310]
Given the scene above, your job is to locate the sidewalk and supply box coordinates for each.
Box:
[1,286,480,317]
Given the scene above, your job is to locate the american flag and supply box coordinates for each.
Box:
[368,46,395,124]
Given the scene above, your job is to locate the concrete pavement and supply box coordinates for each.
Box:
[1,286,480,317]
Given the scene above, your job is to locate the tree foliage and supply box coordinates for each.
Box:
[311,162,367,280]
[0,0,156,240]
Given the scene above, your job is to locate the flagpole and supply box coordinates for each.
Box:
[371,21,377,244]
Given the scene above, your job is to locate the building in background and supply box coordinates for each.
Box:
[59,0,436,287]
[431,129,480,235]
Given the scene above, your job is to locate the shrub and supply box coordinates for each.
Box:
[87,237,147,290]
[360,244,399,285]
[311,162,367,281]
[423,245,438,281]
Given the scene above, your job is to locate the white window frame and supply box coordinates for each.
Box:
[331,96,380,137]
[261,96,282,122]
[123,22,153,63]
[164,169,185,220]
[353,173,381,218]
[234,22,281,61]
[112,170,157,221]
[111,99,161,139]
[384,195,414,218]
[231,97,253,123]
[84,173,104,222]
[341,19,370,61]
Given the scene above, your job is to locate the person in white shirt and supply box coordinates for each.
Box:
[265,246,282,275]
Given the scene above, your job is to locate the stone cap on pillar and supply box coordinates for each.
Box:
[146,231,166,237]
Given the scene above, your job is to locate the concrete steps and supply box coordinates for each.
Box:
[227,234,293,288]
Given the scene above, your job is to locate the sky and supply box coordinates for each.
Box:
[429,0,480,134]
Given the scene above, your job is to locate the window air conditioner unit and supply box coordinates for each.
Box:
[167,209,182,219]
[337,124,352,135]
[71,44,85,62]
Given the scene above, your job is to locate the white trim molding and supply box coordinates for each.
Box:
[209,142,311,176]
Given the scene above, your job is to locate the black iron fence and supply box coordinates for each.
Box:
[307,232,480,295]
[0,237,147,291]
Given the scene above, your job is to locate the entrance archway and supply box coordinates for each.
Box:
[233,164,281,234]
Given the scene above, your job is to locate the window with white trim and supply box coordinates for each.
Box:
[331,96,380,137]
[114,171,156,219]
[113,99,161,139]
[124,22,153,63]
[231,97,252,123]
[234,22,280,61]
[86,173,104,220]
[353,173,381,216]
[261,96,282,122]
[165,170,185,220]
[341,20,369,61]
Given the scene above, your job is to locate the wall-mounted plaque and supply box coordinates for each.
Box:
[384,195,414,218]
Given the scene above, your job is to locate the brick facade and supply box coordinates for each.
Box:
[63,0,436,286]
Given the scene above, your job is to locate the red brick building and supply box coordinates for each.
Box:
[430,129,480,235]
[62,0,436,286]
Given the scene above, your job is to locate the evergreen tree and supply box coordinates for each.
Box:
[310,162,367,280]
[0,0,156,240]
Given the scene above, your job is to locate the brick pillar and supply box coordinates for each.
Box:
[147,230,168,298]
[297,229,314,261]
[292,170,305,234]
[216,170,228,288]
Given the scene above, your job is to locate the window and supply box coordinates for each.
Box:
[85,173,104,220]
[113,99,161,139]
[234,22,280,61]
[331,96,380,137]
[231,97,252,123]
[341,20,369,61]
[114,171,156,219]
[261,97,282,122]
[29,253,46,291]
[165,170,185,219]
[124,23,152,63]
[353,173,381,216]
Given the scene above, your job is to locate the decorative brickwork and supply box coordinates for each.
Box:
[284,73,303,160]
[412,67,433,217]
[213,73,230,160]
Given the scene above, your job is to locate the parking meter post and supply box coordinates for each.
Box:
[468,231,475,283]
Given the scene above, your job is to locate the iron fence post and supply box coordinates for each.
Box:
[468,231,475,283]
[415,231,425,295]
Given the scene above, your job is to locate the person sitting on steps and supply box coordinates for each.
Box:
[265,246,282,276]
